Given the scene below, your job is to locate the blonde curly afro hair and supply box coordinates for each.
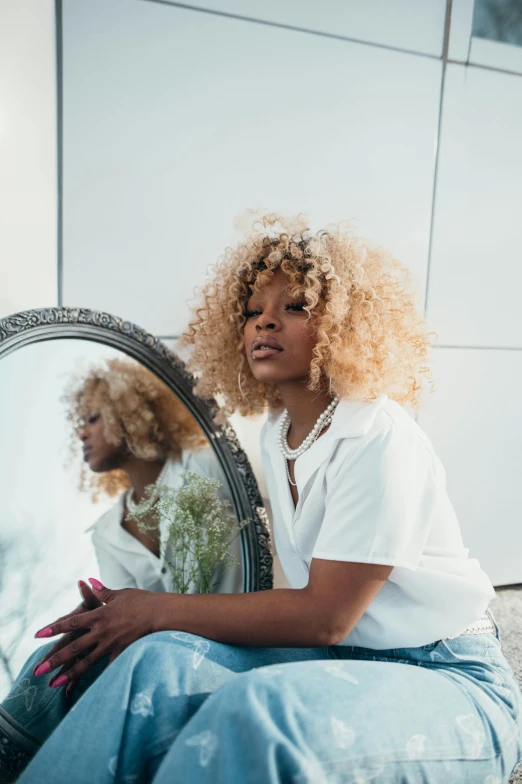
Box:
[63,357,208,500]
[182,212,434,417]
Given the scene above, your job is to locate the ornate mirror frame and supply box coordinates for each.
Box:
[0,307,273,592]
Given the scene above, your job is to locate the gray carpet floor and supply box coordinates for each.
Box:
[492,586,522,687]
[491,586,522,783]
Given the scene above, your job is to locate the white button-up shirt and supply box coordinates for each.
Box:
[261,394,495,649]
[89,448,242,594]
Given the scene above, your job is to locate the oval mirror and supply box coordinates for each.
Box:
[0,308,273,699]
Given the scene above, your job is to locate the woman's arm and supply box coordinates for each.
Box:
[151,559,392,647]
[34,559,392,690]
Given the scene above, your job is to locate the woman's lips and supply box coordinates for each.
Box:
[251,347,283,360]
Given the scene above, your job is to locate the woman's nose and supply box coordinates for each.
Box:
[256,312,280,330]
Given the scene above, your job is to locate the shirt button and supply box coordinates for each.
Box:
[161,567,167,574]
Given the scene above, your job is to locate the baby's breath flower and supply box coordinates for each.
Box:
[129,471,248,594]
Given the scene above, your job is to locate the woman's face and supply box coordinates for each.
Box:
[243,268,318,388]
[79,413,126,473]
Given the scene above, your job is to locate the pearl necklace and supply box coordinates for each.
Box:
[278,396,340,486]
[125,460,169,515]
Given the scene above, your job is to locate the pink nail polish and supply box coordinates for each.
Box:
[34,662,52,677]
[78,580,87,587]
[51,675,68,688]
[35,627,53,639]
[89,577,104,591]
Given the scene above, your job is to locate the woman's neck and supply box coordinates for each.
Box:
[122,457,167,503]
[278,381,335,450]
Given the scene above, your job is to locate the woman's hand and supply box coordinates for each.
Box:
[33,579,158,691]
[32,580,102,696]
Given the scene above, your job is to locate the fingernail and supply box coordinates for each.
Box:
[51,675,68,688]
[89,577,104,591]
[78,580,87,587]
[34,662,51,677]
[35,627,53,639]
[65,683,74,699]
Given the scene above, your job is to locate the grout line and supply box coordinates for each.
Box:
[466,10,473,64]
[138,0,440,60]
[448,57,522,79]
[433,344,522,351]
[55,0,64,308]
[423,0,452,317]
[140,0,522,80]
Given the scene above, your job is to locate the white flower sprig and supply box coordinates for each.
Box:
[129,471,248,594]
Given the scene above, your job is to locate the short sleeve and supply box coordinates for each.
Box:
[312,424,438,571]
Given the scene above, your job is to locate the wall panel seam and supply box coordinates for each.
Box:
[138,0,442,60]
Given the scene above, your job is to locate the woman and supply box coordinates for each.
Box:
[8,214,522,783]
[63,357,241,594]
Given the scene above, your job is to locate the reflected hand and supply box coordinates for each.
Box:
[32,580,102,697]
[33,579,157,691]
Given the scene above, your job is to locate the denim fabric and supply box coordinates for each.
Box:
[5,621,522,784]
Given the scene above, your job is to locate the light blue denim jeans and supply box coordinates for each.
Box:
[4,620,522,783]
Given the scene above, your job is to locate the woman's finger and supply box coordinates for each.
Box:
[65,681,75,699]
[32,634,75,675]
[32,583,101,671]
[45,601,88,627]
[79,580,102,610]
[34,583,106,637]
[88,578,117,605]
[32,623,94,672]
[65,680,79,699]
[47,642,108,687]
[35,596,94,637]
[33,632,98,677]
[34,608,99,640]
[49,643,97,689]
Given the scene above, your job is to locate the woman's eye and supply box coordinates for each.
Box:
[244,309,261,319]
[285,302,306,312]
[88,414,100,424]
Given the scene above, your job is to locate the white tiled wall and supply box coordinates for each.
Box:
[418,348,522,586]
[0,0,57,319]
[426,64,522,348]
[4,0,522,586]
[61,0,441,335]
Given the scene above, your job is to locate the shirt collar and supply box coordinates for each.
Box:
[84,494,125,534]
[329,394,388,439]
[268,394,388,493]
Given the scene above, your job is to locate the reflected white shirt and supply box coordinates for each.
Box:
[89,448,242,594]
[261,395,495,649]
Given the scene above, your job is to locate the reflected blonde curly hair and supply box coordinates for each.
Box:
[182,212,435,417]
[63,357,207,500]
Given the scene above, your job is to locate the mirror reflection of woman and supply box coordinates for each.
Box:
[4,214,522,784]
[63,358,241,594]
